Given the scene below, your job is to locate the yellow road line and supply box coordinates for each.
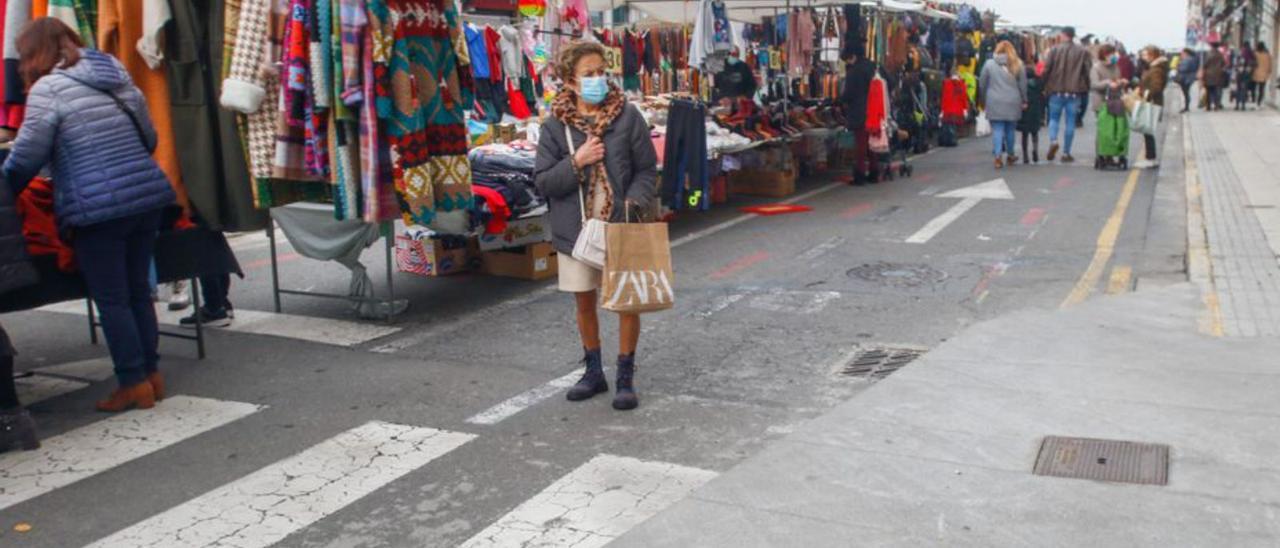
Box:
[1106,266,1133,294]
[1061,169,1141,307]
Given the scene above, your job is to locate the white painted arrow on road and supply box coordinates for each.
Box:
[905,178,1015,244]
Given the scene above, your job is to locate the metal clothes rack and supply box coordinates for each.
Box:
[86,276,207,359]
[265,219,404,321]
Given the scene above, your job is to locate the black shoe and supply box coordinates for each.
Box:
[179,307,232,329]
[566,348,608,401]
[612,354,639,411]
[0,408,39,453]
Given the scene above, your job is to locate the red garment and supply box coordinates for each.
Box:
[15,178,76,272]
[472,185,511,235]
[865,76,887,135]
[941,77,969,125]
[506,80,532,119]
[484,26,504,83]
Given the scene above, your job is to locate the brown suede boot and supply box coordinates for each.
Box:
[96,381,156,412]
[147,372,165,401]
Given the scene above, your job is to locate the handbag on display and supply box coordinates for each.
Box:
[565,125,607,269]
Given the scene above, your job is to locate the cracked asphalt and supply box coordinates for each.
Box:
[0,119,1180,547]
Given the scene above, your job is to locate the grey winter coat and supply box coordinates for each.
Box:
[2,49,175,229]
[1090,61,1123,112]
[979,55,1027,122]
[534,103,658,256]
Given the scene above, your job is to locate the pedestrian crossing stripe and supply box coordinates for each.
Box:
[459,454,716,548]
[0,396,263,511]
[87,421,475,548]
[35,301,401,348]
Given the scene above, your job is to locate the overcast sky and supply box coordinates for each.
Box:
[970,0,1186,49]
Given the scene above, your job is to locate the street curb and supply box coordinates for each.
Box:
[1181,115,1225,337]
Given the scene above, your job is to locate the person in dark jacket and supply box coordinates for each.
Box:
[1136,46,1169,169]
[0,165,39,453]
[1176,48,1200,113]
[1201,43,1228,111]
[2,19,176,413]
[1041,27,1093,163]
[841,47,877,185]
[534,41,658,411]
[1233,45,1257,111]
[1018,64,1047,164]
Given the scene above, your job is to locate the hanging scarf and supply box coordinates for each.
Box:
[551,85,625,220]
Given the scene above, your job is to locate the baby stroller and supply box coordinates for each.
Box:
[1094,88,1129,171]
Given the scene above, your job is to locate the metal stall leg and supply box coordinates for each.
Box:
[268,223,282,313]
[86,299,98,345]
[190,277,206,359]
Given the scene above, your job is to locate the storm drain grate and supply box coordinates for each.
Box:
[839,347,926,380]
[1033,436,1169,486]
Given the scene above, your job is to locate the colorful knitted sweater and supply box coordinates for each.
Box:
[367,0,474,234]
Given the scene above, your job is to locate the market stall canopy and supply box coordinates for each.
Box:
[585,0,954,25]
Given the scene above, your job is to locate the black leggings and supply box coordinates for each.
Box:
[1252,81,1266,105]
[1144,134,1157,161]
[1021,131,1039,162]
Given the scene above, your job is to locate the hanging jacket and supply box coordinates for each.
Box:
[841,58,875,129]
[2,49,175,229]
[865,74,887,134]
[941,76,968,125]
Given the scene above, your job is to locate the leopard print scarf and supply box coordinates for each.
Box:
[553,85,626,220]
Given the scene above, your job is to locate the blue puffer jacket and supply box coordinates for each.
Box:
[2,49,175,229]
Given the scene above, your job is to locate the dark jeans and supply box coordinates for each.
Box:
[1178,81,1192,111]
[74,210,163,387]
[1144,134,1157,161]
[1206,86,1223,110]
[1252,81,1266,105]
[661,99,709,210]
[200,273,231,313]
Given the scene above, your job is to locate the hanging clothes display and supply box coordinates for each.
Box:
[0,0,24,130]
[367,0,474,234]
[99,0,192,214]
[165,0,267,232]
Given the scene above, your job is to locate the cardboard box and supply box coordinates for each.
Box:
[482,242,558,280]
[478,215,552,251]
[395,235,475,277]
[729,165,798,198]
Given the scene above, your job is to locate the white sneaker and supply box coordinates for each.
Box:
[1133,159,1157,169]
[167,281,192,311]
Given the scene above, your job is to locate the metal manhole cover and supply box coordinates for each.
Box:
[839,346,926,379]
[846,262,949,289]
[1033,436,1169,486]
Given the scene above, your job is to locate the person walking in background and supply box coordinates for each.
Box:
[1,19,176,413]
[1018,60,1047,164]
[0,165,39,453]
[1090,45,1124,118]
[1136,46,1169,169]
[534,40,658,411]
[841,47,878,185]
[1233,44,1257,111]
[1041,26,1093,163]
[979,41,1028,169]
[1201,43,1228,111]
[1176,48,1200,113]
[1253,42,1271,108]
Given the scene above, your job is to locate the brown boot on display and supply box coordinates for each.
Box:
[96,381,156,412]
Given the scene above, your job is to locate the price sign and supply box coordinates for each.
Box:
[605,47,623,74]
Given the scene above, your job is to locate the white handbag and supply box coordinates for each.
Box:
[565,125,607,269]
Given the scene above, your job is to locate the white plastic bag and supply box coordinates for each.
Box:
[975,111,992,137]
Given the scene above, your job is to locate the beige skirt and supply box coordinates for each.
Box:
[557,252,602,293]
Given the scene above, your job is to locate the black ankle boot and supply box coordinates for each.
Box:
[0,407,39,453]
[566,348,608,401]
[612,354,639,411]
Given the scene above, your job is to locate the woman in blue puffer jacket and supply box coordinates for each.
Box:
[2,18,176,413]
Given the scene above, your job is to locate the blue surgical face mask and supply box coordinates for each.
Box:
[579,76,608,105]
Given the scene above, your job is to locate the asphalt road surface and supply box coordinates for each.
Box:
[0,115,1179,547]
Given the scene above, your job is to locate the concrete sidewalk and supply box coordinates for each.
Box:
[609,112,1280,546]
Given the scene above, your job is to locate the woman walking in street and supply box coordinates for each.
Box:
[534,41,658,411]
[1176,48,1200,113]
[1090,45,1123,118]
[978,40,1028,169]
[1136,46,1169,169]
[1201,43,1228,111]
[0,165,39,452]
[2,19,175,412]
[1253,42,1271,107]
